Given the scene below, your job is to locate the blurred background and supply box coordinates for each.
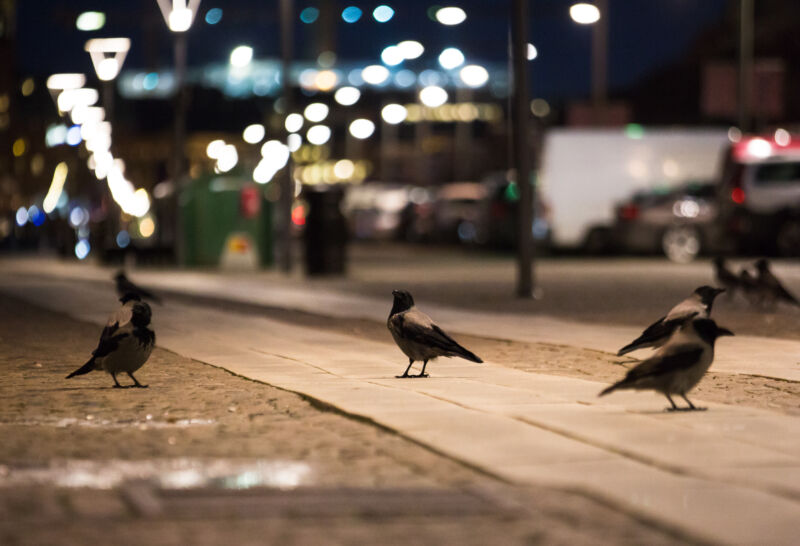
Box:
[1,0,799,272]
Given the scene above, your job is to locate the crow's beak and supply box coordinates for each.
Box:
[717,327,734,337]
[714,287,726,295]
[391,290,400,297]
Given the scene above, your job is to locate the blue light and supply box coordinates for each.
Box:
[342,6,362,23]
[29,206,46,227]
[116,230,131,248]
[142,72,159,91]
[300,7,319,23]
[373,5,394,22]
[15,206,28,226]
[66,125,82,146]
[205,8,222,24]
[394,70,416,87]
[75,239,90,260]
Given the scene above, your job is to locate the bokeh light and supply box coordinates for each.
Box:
[419,86,448,107]
[205,8,223,24]
[438,47,465,70]
[300,7,319,23]
[243,124,265,144]
[373,5,394,23]
[335,86,361,106]
[570,3,601,24]
[349,119,375,139]
[304,103,329,123]
[342,6,362,23]
[381,104,407,124]
[435,7,467,25]
[285,113,304,132]
[229,45,253,67]
[307,125,332,145]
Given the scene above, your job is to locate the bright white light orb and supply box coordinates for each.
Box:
[569,3,601,24]
[216,144,239,172]
[230,45,253,67]
[96,58,120,81]
[334,159,355,179]
[746,138,772,159]
[775,128,791,147]
[381,45,404,66]
[304,102,329,122]
[206,139,226,159]
[306,125,332,145]
[168,7,193,31]
[459,64,489,88]
[435,7,467,25]
[381,104,407,125]
[243,124,265,144]
[349,119,375,140]
[287,133,302,151]
[285,113,304,133]
[362,65,390,85]
[397,40,424,60]
[334,86,361,106]
[419,85,448,107]
[438,47,465,70]
[527,43,538,60]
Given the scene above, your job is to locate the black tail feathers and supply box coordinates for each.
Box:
[599,382,622,397]
[66,358,96,379]
[455,345,483,363]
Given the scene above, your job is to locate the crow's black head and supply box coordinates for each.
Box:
[119,292,143,304]
[755,258,770,271]
[130,301,152,327]
[693,285,725,306]
[693,318,734,345]
[390,289,415,315]
[114,271,127,281]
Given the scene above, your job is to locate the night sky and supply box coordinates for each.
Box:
[16,0,728,100]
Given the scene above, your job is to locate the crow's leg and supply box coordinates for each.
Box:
[127,372,148,388]
[664,394,679,411]
[396,359,415,378]
[111,373,128,389]
[681,394,705,411]
[415,360,429,378]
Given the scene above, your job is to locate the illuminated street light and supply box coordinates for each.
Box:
[419,85,448,107]
[438,47,465,70]
[42,162,69,214]
[285,113,304,132]
[381,104,407,125]
[373,5,394,23]
[362,65,390,85]
[349,119,375,139]
[381,45,404,66]
[230,45,253,67]
[304,102,329,122]
[156,0,202,32]
[85,38,131,81]
[435,7,467,25]
[527,43,538,60]
[76,11,106,31]
[243,124,265,144]
[459,64,489,88]
[397,40,424,60]
[46,74,86,91]
[570,3,600,24]
[306,125,332,145]
[206,139,226,158]
[334,86,361,106]
[57,88,98,112]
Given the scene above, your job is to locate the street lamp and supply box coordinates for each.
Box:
[569,1,607,109]
[85,37,130,123]
[155,0,201,264]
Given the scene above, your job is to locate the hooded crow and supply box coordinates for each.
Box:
[738,268,762,306]
[67,297,155,388]
[712,257,740,297]
[601,317,733,411]
[388,289,482,378]
[617,285,725,356]
[114,271,162,305]
[754,258,800,308]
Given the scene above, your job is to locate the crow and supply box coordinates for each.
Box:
[754,258,800,308]
[712,257,741,297]
[114,271,162,305]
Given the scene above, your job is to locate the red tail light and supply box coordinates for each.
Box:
[731,187,746,204]
[619,204,639,220]
[727,163,746,205]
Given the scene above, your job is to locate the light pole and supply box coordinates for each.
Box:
[738,0,754,132]
[570,1,607,111]
[84,37,130,125]
[278,0,294,273]
[155,0,200,264]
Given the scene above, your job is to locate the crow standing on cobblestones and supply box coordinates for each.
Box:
[601,317,733,411]
[754,259,800,308]
[617,286,725,356]
[114,271,162,305]
[388,290,482,378]
[66,294,155,388]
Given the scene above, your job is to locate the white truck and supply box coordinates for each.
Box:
[538,127,729,250]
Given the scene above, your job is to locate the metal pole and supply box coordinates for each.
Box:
[278,0,294,273]
[738,0,754,132]
[173,31,188,265]
[454,87,472,180]
[591,0,608,110]
[511,0,534,298]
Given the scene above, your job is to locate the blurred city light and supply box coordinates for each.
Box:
[216,144,239,172]
[438,47,465,70]
[394,70,416,87]
[206,139,225,158]
[287,133,302,151]
[334,159,356,179]
[334,86,361,106]
[362,65,390,85]
[435,7,467,25]
[419,85,448,107]
[304,102,329,122]
[570,3,601,24]
[373,5,394,23]
[71,105,105,126]
[85,38,131,81]
[242,124,265,144]
[57,88,99,113]
[254,140,290,184]
[300,7,319,23]
[116,230,131,248]
[43,162,68,214]
[66,126,82,146]
[527,43,538,60]
[76,11,106,31]
[230,45,253,67]
[204,7,222,24]
[775,128,791,147]
[285,113,304,132]
[75,239,91,260]
[349,119,375,139]
[381,103,407,124]
[46,73,86,91]
[341,6,362,23]
[314,70,338,91]
[397,40,424,60]
[21,78,35,96]
[381,45,404,66]
[15,207,28,227]
[307,125,332,145]
[157,0,202,32]
[459,65,489,88]
[69,206,88,227]
[45,124,69,147]
[28,205,45,226]
[625,123,645,139]
[138,216,156,238]
[727,127,742,142]
[530,98,550,117]
[746,137,771,158]
[12,138,26,157]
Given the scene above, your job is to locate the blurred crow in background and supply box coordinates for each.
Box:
[712,257,740,297]
[114,271,162,305]
[754,258,800,308]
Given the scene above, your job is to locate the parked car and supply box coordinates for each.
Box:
[713,134,800,256]
[613,181,717,262]
[342,183,411,240]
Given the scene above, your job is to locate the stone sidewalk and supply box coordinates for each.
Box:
[2,270,799,544]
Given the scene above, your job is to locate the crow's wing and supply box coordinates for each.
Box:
[91,331,130,358]
[624,343,704,382]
